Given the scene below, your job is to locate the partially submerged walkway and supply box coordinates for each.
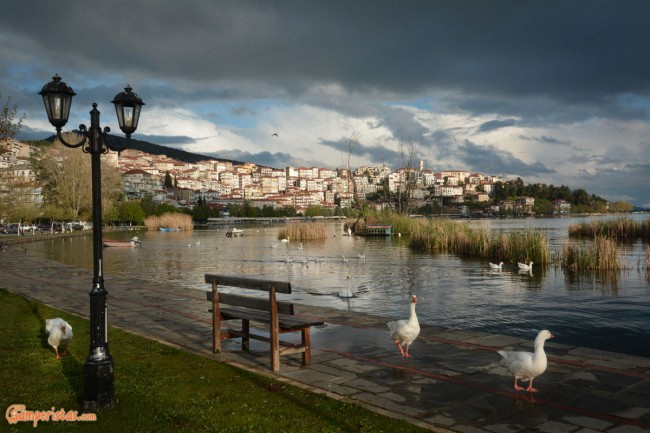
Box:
[1,247,649,432]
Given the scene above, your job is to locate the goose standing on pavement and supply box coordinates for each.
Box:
[387,295,420,358]
[498,329,554,392]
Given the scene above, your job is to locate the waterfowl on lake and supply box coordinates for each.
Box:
[489,262,504,269]
[338,276,355,298]
[518,261,534,271]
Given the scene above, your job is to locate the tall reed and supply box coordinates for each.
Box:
[568,217,650,241]
[144,213,193,231]
[409,218,550,264]
[560,236,624,271]
[278,222,328,241]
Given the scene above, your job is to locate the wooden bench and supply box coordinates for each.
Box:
[205,274,324,372]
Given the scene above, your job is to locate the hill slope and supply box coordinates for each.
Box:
[41,133,244,165]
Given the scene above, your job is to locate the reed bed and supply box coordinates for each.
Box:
[278,222,328,241]
[568,217,650,241]
[408,218,550,264]
[560,236,624,271]
[143,212,193,231]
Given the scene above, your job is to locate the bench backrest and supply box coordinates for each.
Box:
[205,274,291,293]
[205,274,294,315]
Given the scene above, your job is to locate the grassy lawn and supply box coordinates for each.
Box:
[0,289,428,432]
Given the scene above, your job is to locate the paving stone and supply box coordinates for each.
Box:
[563,415,612,430]
[607,426,650,433]
[422,414,455,427]
[534,420,580,432]
[351,392,422,418]
[345,378,391,393]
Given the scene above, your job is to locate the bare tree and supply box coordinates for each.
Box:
[31,133,123,220]
[0,92,25,145]
[342,132,369,232]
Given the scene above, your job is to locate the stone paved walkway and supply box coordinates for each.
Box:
[1,244,650,432]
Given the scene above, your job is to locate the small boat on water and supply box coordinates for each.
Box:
[103,237,141,248]
[356,224,393,237]
[225,227,244,237]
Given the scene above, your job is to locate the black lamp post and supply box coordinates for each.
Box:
[39,74,144,410]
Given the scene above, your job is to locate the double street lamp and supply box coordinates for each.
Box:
[39,75,144,410]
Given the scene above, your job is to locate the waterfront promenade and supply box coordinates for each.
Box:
[1,241,649,432]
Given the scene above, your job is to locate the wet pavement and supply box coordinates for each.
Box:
[2,242,650,432]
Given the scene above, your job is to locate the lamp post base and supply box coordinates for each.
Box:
[83,357,115,410]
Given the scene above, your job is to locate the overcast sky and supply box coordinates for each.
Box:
[2,0,649,207]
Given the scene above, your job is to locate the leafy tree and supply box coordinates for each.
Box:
[609,201,634,212]
[164,171,173,189]
[117,201,146,224]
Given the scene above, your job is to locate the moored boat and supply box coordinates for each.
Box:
[103,236,141,247]
[225,227,244,237]
[356,224,393,236]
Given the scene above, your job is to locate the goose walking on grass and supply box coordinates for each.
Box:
[498,330,554,392]
[46,318,73,359]
[387,295,420,358]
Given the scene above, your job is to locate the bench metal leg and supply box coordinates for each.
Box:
[242,319,250,351]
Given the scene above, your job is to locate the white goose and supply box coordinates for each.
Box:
[45,318,73,359]
[489,262,504,270]
[387,295,420,358]
[498,329,554,392]
[518,261,534,271]
[338,276,355,298]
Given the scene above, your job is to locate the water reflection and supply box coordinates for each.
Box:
[26,215,650,357]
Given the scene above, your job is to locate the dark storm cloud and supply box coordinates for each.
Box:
[518,135,571,146]
[459,140,555,177]
[477,119,517,133]
[138,135,196,145]
[320,138,402,166]
[210,150,311,169]
[3,0,650,109]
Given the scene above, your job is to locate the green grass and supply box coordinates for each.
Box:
[0,289,427,433]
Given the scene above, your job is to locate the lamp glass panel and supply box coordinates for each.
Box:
[123,106,134,128]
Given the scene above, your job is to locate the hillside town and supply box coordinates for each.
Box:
[1,138,578,219]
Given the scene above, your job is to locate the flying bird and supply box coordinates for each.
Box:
[45,318,73,359]
[498,329,554,392]
[387,295,420,357]
[271,133,279,137]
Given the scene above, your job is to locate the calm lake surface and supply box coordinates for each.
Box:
[27,214,650,357]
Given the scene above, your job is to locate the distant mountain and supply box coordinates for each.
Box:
[40,133,245,165]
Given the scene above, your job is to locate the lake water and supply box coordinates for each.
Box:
[27,214,650,357]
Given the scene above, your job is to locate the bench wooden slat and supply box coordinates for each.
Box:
[206,292,294,315]
[213,306,323,330]
[205,274,292,294]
